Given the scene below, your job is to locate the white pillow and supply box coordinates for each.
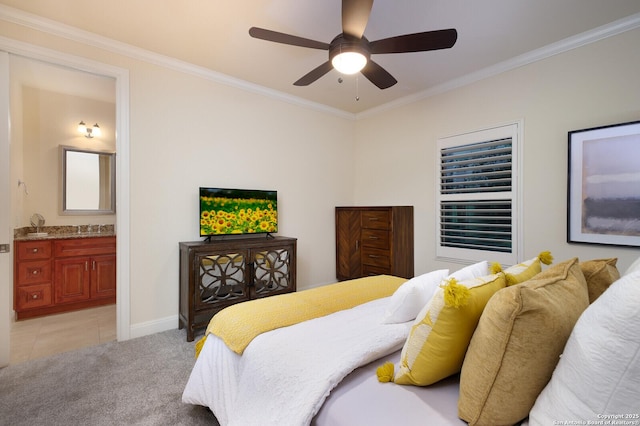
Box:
[381,269,449,324]
[528,271,640,424]
[449,260,490,282]
[410,261,490,327]
[624,255,640,276]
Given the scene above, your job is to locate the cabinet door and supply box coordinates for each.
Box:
[91,254,116,299]
[195,250,251,311]
[54,257,91,304]
[251,245,294,298]
[335,209,362,280]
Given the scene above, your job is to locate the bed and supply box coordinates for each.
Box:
[182,255,640,426]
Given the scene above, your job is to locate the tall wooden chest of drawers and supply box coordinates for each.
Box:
[335,206,414,281]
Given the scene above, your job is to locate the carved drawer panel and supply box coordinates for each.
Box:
[16,240,52,261]
[54,237,116,257]
[16,260,52,286]
[15,283,53,310]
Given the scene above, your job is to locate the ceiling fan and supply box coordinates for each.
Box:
[249,0,457,90]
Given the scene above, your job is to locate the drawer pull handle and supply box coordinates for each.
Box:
[368,254,381,258]
[368,236,379,240]
[32,294,38,299]
[85,261,89,271]
[32,270,39,275]
[368,217,379,221]
[32,248,38,253]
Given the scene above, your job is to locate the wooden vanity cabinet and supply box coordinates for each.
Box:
[14,236,116,319]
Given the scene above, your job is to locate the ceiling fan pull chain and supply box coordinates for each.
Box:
[355,75,360,101]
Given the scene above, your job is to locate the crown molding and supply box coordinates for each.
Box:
[0,4,355,121]
[357,12,640,119]
[2,4,638,121]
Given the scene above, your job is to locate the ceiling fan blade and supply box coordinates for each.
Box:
[360,60,397,89]
[294,61,335,86]
[249,27,330,50]
[370,29,458,54]
[342,0,373,39]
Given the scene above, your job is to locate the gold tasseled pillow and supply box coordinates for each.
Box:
[501,251,553,286]
[389,272,506,386]
[580,258,620,303]
[458,258,589,426]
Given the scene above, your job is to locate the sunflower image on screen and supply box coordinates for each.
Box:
[199,188,278,236]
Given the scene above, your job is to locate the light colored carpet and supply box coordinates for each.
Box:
[0,329,219,425]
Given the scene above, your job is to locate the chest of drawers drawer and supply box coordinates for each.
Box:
[361,247,391,268]
[361,211,390,230]
[361,229,390,249]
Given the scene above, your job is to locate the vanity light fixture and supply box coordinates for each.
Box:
[78,121,101,138]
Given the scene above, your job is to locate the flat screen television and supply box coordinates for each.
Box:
[199,187,278,237]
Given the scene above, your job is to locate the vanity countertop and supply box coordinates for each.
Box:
[14,225,116,241]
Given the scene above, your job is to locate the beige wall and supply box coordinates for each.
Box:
[19,86,116,226]
[1,14,639,338]
[0,18,355,330]
[353,27,640,275]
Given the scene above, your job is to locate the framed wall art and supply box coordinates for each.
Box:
[567,120,640,247]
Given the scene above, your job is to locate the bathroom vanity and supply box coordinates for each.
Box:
[14,226,116,319]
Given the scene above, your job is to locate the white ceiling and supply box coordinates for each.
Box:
[3,0,640,114]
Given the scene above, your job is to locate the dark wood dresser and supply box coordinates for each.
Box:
[179,235,297,341]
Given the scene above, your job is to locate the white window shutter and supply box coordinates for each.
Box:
[436,123,521,265]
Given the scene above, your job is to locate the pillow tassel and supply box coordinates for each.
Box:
[376,362,395,383]
[490,262,503,274]
[538,251,553,265]
[442,278,471,308]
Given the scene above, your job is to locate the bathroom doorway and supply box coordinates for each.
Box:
[0,44,131,367]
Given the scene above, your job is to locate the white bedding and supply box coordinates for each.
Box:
[182,297,412,426]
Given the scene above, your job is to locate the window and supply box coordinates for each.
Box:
[436,123,521,265]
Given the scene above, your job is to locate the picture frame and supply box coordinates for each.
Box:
[567,120,640,247]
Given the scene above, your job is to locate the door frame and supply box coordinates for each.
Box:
[0,37,131,357]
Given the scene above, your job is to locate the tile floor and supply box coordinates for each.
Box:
[9,304,116,365]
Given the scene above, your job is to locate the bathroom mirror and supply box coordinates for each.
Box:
[60,145,115,215]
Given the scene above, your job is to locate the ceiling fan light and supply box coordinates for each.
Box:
[332,51,367,75]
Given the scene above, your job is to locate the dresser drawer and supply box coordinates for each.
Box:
[361,229,390,249]
[361,211,390,230]
[16,260,52,285]
[15,283,53,310]
[16,240,52,261]
[361,247,391,268]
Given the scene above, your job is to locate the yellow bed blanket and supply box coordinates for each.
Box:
[199,274,407,356]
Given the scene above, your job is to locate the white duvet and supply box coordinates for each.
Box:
[182,297,412,426]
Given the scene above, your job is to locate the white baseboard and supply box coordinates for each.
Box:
[128,314,179,340]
